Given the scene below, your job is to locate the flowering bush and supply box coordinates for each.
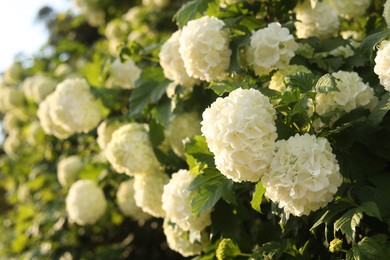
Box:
[2,0,390,259]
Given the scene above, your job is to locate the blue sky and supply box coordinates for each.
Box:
[0,0,72,73]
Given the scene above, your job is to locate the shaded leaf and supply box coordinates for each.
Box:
[251,182,266,213]
[174,0,218,27]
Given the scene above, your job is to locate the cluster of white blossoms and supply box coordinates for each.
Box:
[163,220,210,257]
[109,58,141,89]
[219,0,241,7]
[162,170,211,234]
[37,78,104,138]
[2,112,21,134]
[385,0,390,29]
[325,0,371,19]
[72,0,105,27]
[142,0,168,8]
[315,71,378,126]
[116,179,151,221]
[105,123,161,175]
[97,120,125,151]
[262,133,343,217]
[133,172,169,218]
[22,75,56,104]
[374,41,390,92]
[66,180,107,225]
[201,88,277,182]
[159,31,199,88]
[2,131,21,156]
[268,65,311,93]
[179,16,231,82]
[57,156,83,187]
[166,112,202,157]
[247,22,298,76]
[294,1,340,40]
[0,87,24,112]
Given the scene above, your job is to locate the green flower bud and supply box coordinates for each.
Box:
[329,238,343,253]
[216,238,241,260]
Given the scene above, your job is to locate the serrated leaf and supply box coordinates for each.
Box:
[315,74,338,93]
[311,199,354,231]
[350,235,389,260]
[359,30,390,58]
[184,135,215,169]
[228,34,251,73]
[189,168,235,216]
[129,67,170,116]
[173,0,218,27]
[286,72,319,92]
[359,201,382,221]
[251,182,266,213]
[334,208,363,241]
[368,92,390,127]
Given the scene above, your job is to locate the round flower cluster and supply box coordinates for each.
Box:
[262,133,343,217]
[22,75,56,103]
[122,6,147,29]
[159,31,199,88]
[97,120,125,151]
[179,16,231,82]
[163,220,210,257]
[294,1,340,40]
[142,0,168,8]
[109,58,141,89]
[105,123,161,175]
[0,87,24,112]
[162,169,211,232]
[201,88,277,182]
[374,40,390,92]
[166,112,202,157]
[247,22,298,76]
[325,0,371,19]
[315,71,378,126]
[133,171,169,218]
[66,180,107,225]
[269,65,311,93]
[385,0,390,29]
[116,179,151,221]
[57,156,83,187]
[2,112,21,134]
[37,78,104,138]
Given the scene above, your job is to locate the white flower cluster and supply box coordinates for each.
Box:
[219,0,241,7]
[133,172,169,218]
[66,180,107,225]
[0,87,24,112]
[72,0,105,27]
[37,78,104,139]
[22,75,56,104]
[162,170,211,233]
[163,220,210,257]
[105,123,161,175]
[116,179,151,221]
[315,71,378,126]
[2,131,21,156]
[262,134,342,217]
[122,6,147,29]
[97,120,124,151]
[57,156,83,187]
[269,65,311,93]
[109,58,141,89]
[294,1,340,40]
[166,112,202,157]
[385,1,390,29]
[201,88,277,182]
[159,31,199,88]
[325,0,371,20]
[247,22,298,76]
[2,112,21,134]
[374,41,390,92]
[179,16,231,82]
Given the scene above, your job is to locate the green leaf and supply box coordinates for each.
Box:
[189,168,235,216]
[350,235,389,260]
[316,37,350,53]
[184,135,215,169]
[315,74,338,93]
[334,208,363,241]
[129,67,170,116]
[173,0,218,27]
[251,182,266,213]
[368,92,390,127]
[286,72,320,92]
[359,30,390,58]
[228,34,251,73]
[359,201,382,221]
